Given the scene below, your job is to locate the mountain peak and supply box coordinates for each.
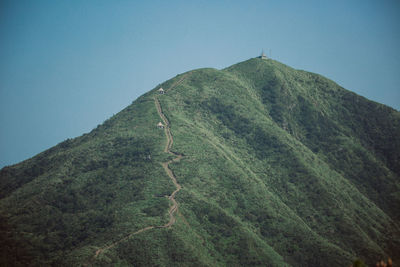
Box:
[1,58,399,266]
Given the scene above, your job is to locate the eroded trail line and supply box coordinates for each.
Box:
[165,73,190,93]
[155,96,183,228]
[93,226,155,258]
[90,74,189,263]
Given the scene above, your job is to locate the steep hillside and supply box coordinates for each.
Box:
[1,58,399,266]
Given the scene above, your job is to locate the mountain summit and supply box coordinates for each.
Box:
[1,58,399,266]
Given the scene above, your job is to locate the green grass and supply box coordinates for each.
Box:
[1,58,399,266]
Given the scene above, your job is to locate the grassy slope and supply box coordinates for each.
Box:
[1,58,399,266]
[0,95,176,265]
[161,60,400,266]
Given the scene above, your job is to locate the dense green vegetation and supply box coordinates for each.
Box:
[1,58,399,266]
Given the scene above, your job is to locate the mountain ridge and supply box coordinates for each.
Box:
[1,58,399,266]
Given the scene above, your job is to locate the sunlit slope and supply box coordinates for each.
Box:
[159,59,400,266]
[1,58,399,266]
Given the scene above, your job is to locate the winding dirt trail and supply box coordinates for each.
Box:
[89,74,189,263]
[155,96,183,228]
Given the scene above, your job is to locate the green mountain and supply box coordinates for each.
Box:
[1,58,399,266]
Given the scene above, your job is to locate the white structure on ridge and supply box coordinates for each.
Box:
[157,122,164,129]
[259,50,268,60]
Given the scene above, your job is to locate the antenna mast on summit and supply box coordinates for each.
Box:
[260,49,267,59]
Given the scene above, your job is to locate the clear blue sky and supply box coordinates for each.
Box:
[1,0,399,168]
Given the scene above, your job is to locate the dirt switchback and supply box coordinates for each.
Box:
[90,74,189,263]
